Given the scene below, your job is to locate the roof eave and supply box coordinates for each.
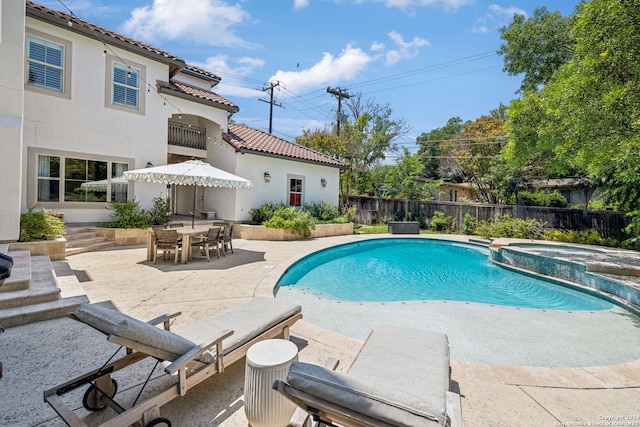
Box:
[237,147,347,169]
[158,86,239,113]
[26,7,185,74]
[182,68,221,86]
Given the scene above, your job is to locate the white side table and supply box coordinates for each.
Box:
[244,339,299,427]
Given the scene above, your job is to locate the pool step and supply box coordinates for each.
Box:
[468,238,492,247]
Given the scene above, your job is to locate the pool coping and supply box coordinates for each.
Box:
[257,234,640,316]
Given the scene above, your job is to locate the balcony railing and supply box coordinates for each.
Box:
[168,121,207,150]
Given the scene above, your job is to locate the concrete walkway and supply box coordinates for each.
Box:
[1,235,640,426]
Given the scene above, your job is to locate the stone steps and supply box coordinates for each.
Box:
[0,249,88,329]
[64,228,114,256]
[0,250,31,292]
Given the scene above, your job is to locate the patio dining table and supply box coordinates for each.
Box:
[146,226,210,264]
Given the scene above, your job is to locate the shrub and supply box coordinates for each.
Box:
[406,212,427,229]
[106,199,151,228]
[463,213,476,235]
[249,203,277,225]
[263,206,316,238]
[517,191,567,208]
[19,206,65,242]
[430,211,453,232]
[544,229,618,247]
[622,210,640,249]
[570,200,612,211]
[147,195,171,225]
[304,201,340,222]
[475,214,545,239]
[339,205,357,223]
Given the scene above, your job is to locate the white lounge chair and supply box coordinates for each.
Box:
[44,298,302,427]
[274,326,462,427]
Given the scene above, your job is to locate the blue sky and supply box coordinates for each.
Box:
[46,0,581,156]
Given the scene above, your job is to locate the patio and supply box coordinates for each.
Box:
[1,236,639,426]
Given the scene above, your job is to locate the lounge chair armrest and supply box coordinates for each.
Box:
[146,312,182,330]
[165,329,233,375]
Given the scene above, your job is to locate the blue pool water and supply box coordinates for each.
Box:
[276,239,613,310]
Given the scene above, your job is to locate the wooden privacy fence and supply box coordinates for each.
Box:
[347,195,630,241]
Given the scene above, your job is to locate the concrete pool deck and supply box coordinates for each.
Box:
[1,234,640,426]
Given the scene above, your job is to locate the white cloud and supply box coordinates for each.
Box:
[472,4,527,33]
[269,45,373,95]
[358,0,474,13]
[370,41,386,52]
[293,0,310,10]
[384,31,429,65]
[489,4,527,19]
[120,0,254,48]
[190,54,265,98]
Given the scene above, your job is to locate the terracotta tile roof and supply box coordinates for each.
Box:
[26,1,184,67]
[183,65,222,83]
[224,124,346,168]
[157,80,239,112]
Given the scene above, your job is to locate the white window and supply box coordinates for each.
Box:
[288,177,304,207]
[27,36,64,92]
[36,154,129,204]
[112,63,140,109]
[37,155,61,202]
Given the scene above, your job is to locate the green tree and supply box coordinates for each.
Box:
[416,117,468,179]
[506,0,640,211]
[440,106,508,203]
[381,148,440,200]
[294,127,344,159]
[498,6,576,93]
[297,95,409,203]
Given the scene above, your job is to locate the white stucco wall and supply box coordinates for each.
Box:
[233,153,341,222]
[0,0,26,241]
[22,17,177,223]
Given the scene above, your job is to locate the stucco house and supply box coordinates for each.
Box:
[436,182,478,202]
[0,1,345,242]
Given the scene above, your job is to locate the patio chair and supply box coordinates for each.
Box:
[168,222,184,228]
[274,326,462,427]
[221,223,234,254]
[153,229,182,264]
[44,297,303,427]
[190,226,223,261]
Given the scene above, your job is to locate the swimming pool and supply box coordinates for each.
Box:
[275,238,612,311]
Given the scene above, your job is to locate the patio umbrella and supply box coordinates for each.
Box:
[80,177,128,192]
[123,159,253,227]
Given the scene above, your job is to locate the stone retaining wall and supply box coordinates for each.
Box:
[8,237,66,261]
[235,223,353,240]
[92,228,149,246]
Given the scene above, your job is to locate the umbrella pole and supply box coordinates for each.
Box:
[192,186,196,228]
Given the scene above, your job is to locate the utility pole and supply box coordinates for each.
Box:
[326,86,350,135]
[259,81,283,134]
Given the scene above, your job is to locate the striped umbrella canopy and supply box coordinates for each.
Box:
[124,159,253,227]
[123,159,253,189]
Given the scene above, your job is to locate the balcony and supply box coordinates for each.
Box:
[168,121,207,150]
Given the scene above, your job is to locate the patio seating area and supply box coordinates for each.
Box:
[147,219,236,264]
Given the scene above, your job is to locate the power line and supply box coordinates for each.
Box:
[417,136,507,144]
